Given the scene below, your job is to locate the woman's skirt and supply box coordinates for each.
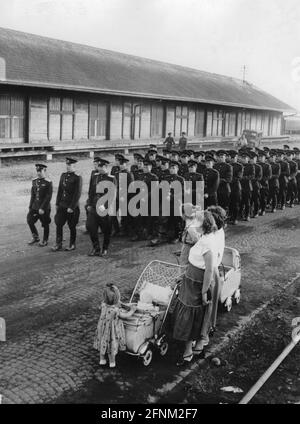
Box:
[171,263,206,342]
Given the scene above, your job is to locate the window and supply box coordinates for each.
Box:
[151,104,164,137]
[0,94,24,140]
[89,101,107,138]
[49,97,74,140]
[195,109,205,137]
[175,105,188,136]
[206,111,213,136]
[212,109,224,136]
[225,112,237,136]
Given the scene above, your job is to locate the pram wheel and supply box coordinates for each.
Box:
[142,348,153,366]
[159,341,169,356]
[223,296,233,312]
[233,289,241,304]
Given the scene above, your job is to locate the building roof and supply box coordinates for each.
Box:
[0,27,295,113]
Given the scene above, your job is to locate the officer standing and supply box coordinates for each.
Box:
[228,151,243,225]
[258,150,272,216]
[268,150,281,213]
[240,151,255,221]
[178,132,187,151]
[293,147,300,203]
[52,158,82,251]
[277,150,290,210]
[249,152,262,218]
[141,159,159,240]
[286,150,298,207]
[86,159,115,256]
[195,151,207,175]
[178,151,190,177]
[203,155,219,208]
[114,157,134,236]
[214,150,233,211]
[111,154,122,177]
[163,132,175,152]
[183,159,204,206]
[167,160,185,243]
[84,157,101,232]
[27,164,53,246]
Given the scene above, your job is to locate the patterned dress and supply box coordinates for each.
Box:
[93,303,126,356]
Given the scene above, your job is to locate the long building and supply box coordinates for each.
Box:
[0,27,295,147]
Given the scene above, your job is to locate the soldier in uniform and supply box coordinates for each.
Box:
[27,163,53,246]
[166,160,185,243]
[84,157,101,232]
[153,155,164,179]
[131,154,144,179]
[171,150,180,163]
[213,150,233,212]
[114,157,134,236]
[195,151,207,175]
[111,154,124,235]
[183,159,204,206]
[178,151,190,177]
[178,132,187,151]
[141,159,159,240]
[130,156,146,241]
[162,149,172,160]
[130,153,141,175]
[228,151,243,225]
[111,153,122,177]
[257,150,272,216]
[286,150,298,208]
[277,150,290,210]
[240,151,255,221]
[293,147,300,203]
[268,150,281,212]
[86,159,115,256]
[163,132,175,152]
[249,152,262,218]
[203,155,219,208]
[145,149,158,173]
[52,158,82,251]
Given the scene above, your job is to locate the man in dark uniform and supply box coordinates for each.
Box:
[277,150,290,210]
[203,155,219,208]
[153,155,164,179]
[178,151,190,177]
[52,158,82,251]
[131,154,144,179]
[27,163,53,246]
[178,132,187,151]
[166,160,185,243]
[228,151,243,225]
[111,154,124,235]
[130,153,141,175]
[268,150,281,212]
[111,153,122,177]
[249,152,262,218]
[240,151,255,221]
[162,149,172,159]
[146,149,158,173]
[130,156,146,241]
[163,132,175,152]
[195,151,207,176]
[171,150,180,163]
[114,157,134,236]
[293,147,300,203]
[84,157,101,232]
[141,159,159,240]
[258,150,272,216]
[86,159,115,256]
[183,159,204,206]
[213,150,233,211]
[286,150,298,207]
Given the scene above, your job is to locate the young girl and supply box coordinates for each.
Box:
[179,203,203,266]
[93,283,136,368]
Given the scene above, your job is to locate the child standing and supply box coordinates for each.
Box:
[93,283,136,368]
[179,204,203,266]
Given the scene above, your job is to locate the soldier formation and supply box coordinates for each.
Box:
[27,143,300,256]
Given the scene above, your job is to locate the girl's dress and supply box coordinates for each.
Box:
[93,303,126,356]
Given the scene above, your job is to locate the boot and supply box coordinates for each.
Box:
[65,244,76,251]
[39,240,48,247]
[51,244,63,252]
[28,234,40,245]
[88,248,101,256]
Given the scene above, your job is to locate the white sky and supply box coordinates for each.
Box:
[1,0,300,111]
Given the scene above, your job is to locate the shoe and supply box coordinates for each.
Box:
[176,353,194,366]
[39,240,48,247]
[232,220,238,225]
[260,211,266,216]
[88,249,101,256]
[102,249,108,257]
[290,204,295,208]
[99,359,107,366]
[51,245,63,252]
[109,362,116,368]
[193,338,209,352]
[65,245,76,251]
[251,214,258,218]
[271,208,276,213]
[281,205,286,210]
[28,237,40,245]
[244,216,250,222]
[148,238,159,246]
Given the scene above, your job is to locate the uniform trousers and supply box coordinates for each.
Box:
[251,186,260,216]
[268,185,279,210]
[229,191,241,221]
[287,178,297,205]
[260,187,269,213]
[278,181,288,208]
[87,209,112,251]
[240,190,252,218]
[27,209,51,241]
[55,206,80,246]
[204,193,218,209]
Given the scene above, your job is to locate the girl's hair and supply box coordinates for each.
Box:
[207,206,227,229]
[201,210,217,235]
[103,283,121,306]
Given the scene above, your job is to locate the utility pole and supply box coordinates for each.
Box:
[242,65,247,83]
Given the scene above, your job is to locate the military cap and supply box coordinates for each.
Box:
[66,157,77,164]
[133,152,142,158]
[171,150,180,155]
[167,132,172,135]
[137,155,144,162]
[240,151,250,158]
[285,150,294,156]
[35,163,47,169]
[162,149,171,155]
[276,149,284,155]
[194,151,205,158]
[188,160,198,167]
[148,149,157,154]
[98,159,110,166]
[149,144,157,149]
[180,152,189,158]
[169,160,180,167]
[143,159,152,166]
[204,154,214,162]
[257,150,266,156]
[161,157,170,164]
[114,153,124,158]
[293,147,300,152]
[155,155,164,161]
[229,150,239,158]
[283,144,290,149]
[269,150,277,157]
[93,156,102,163]
[249,152,258,158]
[119,157,129,164]
[263,147,270,152]
[217,150,227,156]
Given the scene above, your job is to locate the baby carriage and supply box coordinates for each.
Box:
[120,260,185,366]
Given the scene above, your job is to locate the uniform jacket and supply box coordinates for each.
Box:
[214,162,233,194]
[178,163,189,177]
[87,172,115,209]
[183,172,204,204]
[231,162,243,193]
[164,136,175,150]
[269,162,281,189]
[196,162,207,176]
[278,160,290,188]
[29,177,53,211]
[203,168,220,196]
[56,172,82,210]
[287,160,298,179]
[258,161,272,189]
[111,165,120,177]
[178,137,187,151]
[240,163,255,192]
[252,163,263,191]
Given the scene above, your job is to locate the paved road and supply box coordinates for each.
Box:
[0,160,300,404]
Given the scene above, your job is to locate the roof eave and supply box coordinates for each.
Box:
[0,79,294,113]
